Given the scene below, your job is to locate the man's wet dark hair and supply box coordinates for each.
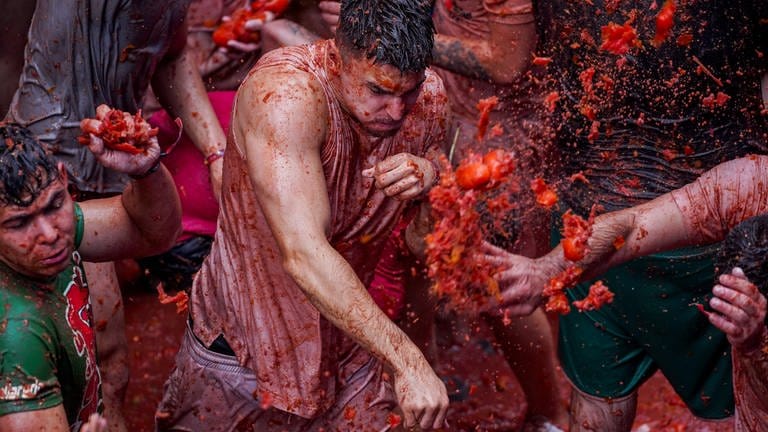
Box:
[0,123,60,207]
[336,0,434,73]
[715,214,768,298]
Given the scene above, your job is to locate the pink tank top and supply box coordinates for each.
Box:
[190,40,448,417]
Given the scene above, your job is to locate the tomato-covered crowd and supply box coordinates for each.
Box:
[0,0,765,431]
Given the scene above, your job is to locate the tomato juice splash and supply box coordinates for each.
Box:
[542,206,615,314]
[475,96,500,142]
[600,21,640,55]
[425,151,518,312]
[651,0,676,47]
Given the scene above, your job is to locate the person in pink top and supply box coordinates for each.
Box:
[156,0,451,430]
[485,155,768,431]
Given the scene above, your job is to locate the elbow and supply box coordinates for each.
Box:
[143,205,183,257]
[145,220,182,257]
[487,58,529,85]
[281,247,313,280]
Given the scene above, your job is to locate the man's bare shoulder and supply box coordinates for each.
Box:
[234,51,329,152]
[239,54,328,118]
[408,68,449,121]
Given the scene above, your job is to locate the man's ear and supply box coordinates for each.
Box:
[57,162,68,184]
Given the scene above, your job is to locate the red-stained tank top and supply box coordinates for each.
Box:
[190,40,447,417]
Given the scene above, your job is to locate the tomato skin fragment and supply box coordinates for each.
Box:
[600,21,640,55]
[387,413,402,428]
[475,96,499,141]
[562,237,586,261]
[652,0,676,47]
[79,104,157,155]
[482,149,514,182]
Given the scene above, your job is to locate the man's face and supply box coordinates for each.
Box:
[0,169,75,280]
[337,52,426,137]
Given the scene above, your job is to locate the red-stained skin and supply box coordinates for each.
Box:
[335,52,426,138]
[0,167,75,280]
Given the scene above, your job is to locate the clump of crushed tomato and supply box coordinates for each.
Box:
[79,104,158,154]
[426,150,518,311]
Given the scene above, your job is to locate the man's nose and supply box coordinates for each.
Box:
[386,97,406,121]
[34,218,59,244]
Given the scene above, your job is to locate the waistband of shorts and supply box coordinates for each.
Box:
[182,323,255,375]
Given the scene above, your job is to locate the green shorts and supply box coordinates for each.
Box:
[557,243,734,419]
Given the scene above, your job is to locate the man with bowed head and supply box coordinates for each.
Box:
[156,0,451,430]
[0,123,181,431]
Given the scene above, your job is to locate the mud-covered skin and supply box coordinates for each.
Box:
[535,0,768,215]
[4,0,191,194]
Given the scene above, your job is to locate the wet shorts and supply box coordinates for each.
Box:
[139,236,213,291]
[156,325,397,431]
[558,244,734,419]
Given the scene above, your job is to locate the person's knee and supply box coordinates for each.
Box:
[569,386,637,432]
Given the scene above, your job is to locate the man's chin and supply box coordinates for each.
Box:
[365,123,401,137]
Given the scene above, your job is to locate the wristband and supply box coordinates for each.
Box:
[129,159,162,180]
[204,149,225,165]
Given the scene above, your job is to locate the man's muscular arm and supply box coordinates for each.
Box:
[432,2,536,84]
[235,69,448,430]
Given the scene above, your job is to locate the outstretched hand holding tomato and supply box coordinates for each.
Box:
[79,105,162,178]
[363,153,438,200]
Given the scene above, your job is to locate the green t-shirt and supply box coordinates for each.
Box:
[0,204,103,430]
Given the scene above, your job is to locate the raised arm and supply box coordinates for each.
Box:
[77,137,182,262]
[431,1,536,84]
[151,18,227,200]
[234,69,448,430]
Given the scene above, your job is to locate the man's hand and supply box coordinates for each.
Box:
[80,413,108,432]
[82,134,161,178]
[706,267,768,353]
[405,201,433,259]
[394,363,449,430]
[318,1,340,34]
[481,242,550,316]
[363,153,438,200]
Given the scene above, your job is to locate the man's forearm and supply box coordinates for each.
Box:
[284,243,430,374]
[121,166,182,254]
[152,47,226,157]
[537,197,688,283]
[431,21,535,85]
[432,35,493,81]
